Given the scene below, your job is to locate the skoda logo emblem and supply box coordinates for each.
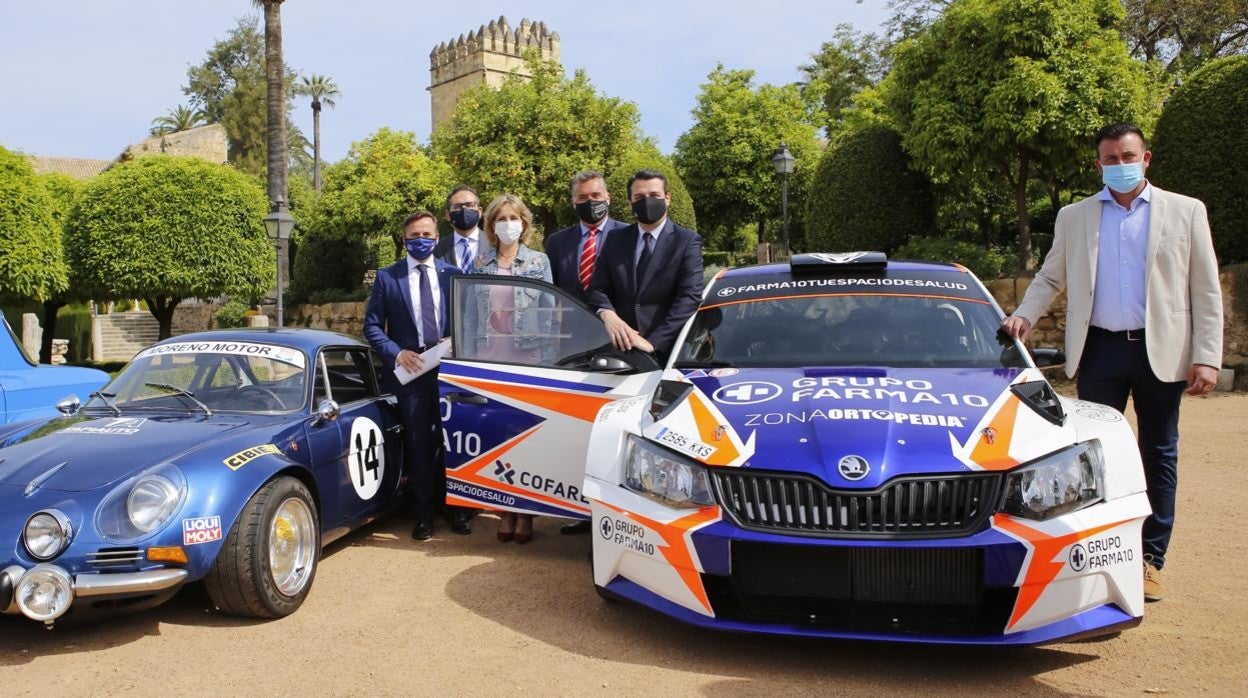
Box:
[838,455,870,481]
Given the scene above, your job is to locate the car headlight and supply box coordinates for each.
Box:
[624,435,715,509]
[23,510,73,561]
[1002,440,1104,520]
[96,464,187,542]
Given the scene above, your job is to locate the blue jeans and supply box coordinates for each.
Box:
[1077,327,1186,569]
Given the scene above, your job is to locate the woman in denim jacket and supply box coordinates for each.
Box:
[469,194,553,544]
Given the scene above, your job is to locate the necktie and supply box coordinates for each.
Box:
[636,232,655,283]
[579,227,599,290]
[416,264,438,348]
[458,238,473,273]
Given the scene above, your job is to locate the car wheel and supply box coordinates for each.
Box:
[205,476,319,618]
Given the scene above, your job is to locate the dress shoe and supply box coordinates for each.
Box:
[497,530,514,543]
[514,516,533,545]
[560,520,592,535]
[1144,557,1165,601]
[411,520,433,541]
[451,511,473,535]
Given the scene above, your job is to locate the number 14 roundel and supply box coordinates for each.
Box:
[348,416,385,500]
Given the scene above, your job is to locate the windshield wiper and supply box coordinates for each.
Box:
[88,390,121,416]
[144,383,213,416]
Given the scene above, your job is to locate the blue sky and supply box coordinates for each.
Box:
[0,1,890,162]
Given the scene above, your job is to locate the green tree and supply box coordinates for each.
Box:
[800,24,890,135]
[432,54,642,233]
[293,74,340,193]
[884,0,1153,268]
[313,128,453,261]
[1150,54,1248,264]
[0,146,67,306]
[806,125,935,254]
[183,15,305,178]
[67,157,273,338]
[33,173,86,362]
[150,105,208,136]
[674,66,821,252]
[1122,0,1248,74]
[605,141,697,233]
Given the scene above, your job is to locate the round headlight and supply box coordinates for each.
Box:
[24,510,72,561]
[16,565,74,622]
[127,475,180,532]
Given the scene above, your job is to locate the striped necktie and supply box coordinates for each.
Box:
[458,238,473,273]
[579,227,599,290]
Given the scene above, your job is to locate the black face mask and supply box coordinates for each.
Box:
[574,199,610,225]
[631,196,667,225]
[450,207,480,231]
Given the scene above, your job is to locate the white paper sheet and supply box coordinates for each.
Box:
[394,338,452,385]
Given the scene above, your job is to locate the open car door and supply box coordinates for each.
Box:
[440,275,661,520]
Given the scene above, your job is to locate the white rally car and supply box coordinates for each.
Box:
[437,252,1149,644]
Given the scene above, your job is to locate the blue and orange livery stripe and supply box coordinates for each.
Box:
[448,425,590,515]
[598,501,720,615]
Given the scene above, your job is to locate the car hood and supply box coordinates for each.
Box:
[675,366,1049,488]
[0,412,257,492]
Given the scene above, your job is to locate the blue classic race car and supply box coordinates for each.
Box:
[1,310,109,424]
[435,252,1151,644]
[1,329,403,625]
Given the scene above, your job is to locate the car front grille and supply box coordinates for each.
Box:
[86,548,144,568]
[703,542,1017,634]
[710,469,1002,538]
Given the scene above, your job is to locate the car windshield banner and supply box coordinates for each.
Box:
[133,340,306,368]
[706,270,983,307]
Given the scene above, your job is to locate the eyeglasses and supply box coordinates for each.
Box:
[449,202,480,211]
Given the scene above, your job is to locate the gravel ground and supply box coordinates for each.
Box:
[3,393,1245,697]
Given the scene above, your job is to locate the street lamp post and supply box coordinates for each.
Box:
[772,143,795,258]
[263,196,296,327]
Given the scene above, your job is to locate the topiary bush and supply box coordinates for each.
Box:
[1150,55,1248,264]
[607,143,697,232]
[895,236,1008,281]
[805,125,935,255]
[215,299,250,328]
[287,230,372,305]
[0,145,67,302]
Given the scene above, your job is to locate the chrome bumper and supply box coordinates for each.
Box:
[1,564,188,618]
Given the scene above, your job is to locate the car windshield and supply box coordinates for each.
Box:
[675,290,1027,369]
[84,340,308,414]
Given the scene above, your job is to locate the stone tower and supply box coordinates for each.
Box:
[428,16,561,130]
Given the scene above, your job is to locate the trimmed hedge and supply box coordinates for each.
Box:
[895,236,1008,281]
[805,125,934,255]
[288,231,372,305]
[1150,55,1248,264]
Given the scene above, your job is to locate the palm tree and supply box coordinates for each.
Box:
[252,0,288,208]
[294,74,340,192]
[149,105,207,136]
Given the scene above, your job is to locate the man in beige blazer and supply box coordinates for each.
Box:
[1003,124,1222,602]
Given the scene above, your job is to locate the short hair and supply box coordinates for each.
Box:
[482,194,535,248]
[1094,123,1147,151]
[401,211,437,230]
[445,184,479,208]
[626,169,668,198]
[569,170,606,200]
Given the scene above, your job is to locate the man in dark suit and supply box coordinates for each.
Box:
[587,169,704,361]
[434,185,483,273]
[545,171,625,302]
[544,170,628,535]
[363,211,462,541]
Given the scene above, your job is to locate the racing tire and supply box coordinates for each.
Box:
[205,476,320,619]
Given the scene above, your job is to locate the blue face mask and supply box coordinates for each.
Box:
[1101,162,1145,194]
[405,236,437,260]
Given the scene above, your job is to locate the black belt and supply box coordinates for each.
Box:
[1090,326,1145,341]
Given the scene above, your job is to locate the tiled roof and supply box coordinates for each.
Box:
[27,156,113,180]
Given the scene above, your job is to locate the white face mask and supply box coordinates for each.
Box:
[495,220,523,245]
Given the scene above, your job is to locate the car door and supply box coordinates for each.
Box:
[308,346,403,529]
[441,275,660,520]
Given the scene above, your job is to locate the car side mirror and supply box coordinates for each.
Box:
[589,355,634,374]
[1031,347,1066,369]
[56,395,81,416]
[315,399,340,423]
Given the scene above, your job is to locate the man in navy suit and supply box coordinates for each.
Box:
[587,170,704,361]
[434,185,483,273]
[363,211,461,541]
[545,171,624,302]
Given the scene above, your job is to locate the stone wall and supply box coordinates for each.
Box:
[120,124,228,164]
[281,302,367,337]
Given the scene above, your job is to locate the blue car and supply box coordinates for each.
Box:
[1,329,404,625]
[435,252,1150,644]
[1,310,108,424]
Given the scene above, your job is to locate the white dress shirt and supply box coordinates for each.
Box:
[407,254,442,347]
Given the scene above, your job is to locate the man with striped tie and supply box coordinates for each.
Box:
[435,185,484,274]
[544,171,626,535]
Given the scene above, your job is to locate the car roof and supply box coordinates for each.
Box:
[154,328,368,352]
[718,258,968,279]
